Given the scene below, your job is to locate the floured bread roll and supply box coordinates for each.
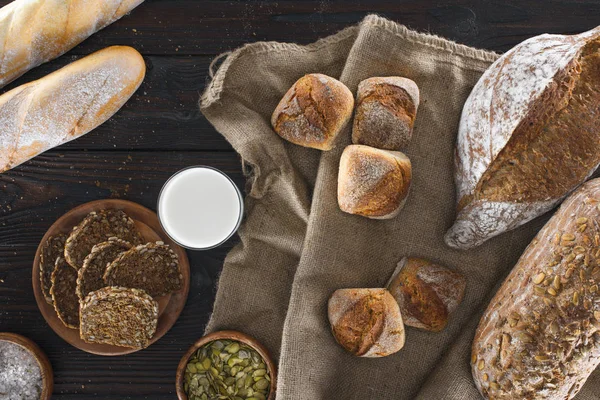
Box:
[338,145,412,219]
[328,288,405,358]
[352,76,419,150]
[271,73,354,150]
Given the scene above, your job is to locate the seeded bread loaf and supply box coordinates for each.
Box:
[472,178,600,399]
[50,257,79,329]
[447,26,600,250]
[80,286,158,349]
[338,145,412,219]
[76,238,132,301]
[352,77,419,151]
[103,241,182,298]
[271,73,354,150]
[65,209,143,270]
[328,288,405,357]
[386,257,466,332]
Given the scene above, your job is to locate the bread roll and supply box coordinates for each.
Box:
[447,26,600,250]
[328,288,405,357]
[352,77,419,150]
[472,178,600,399]
[271,73,354,150]
[0,0,144,88]
[387,257,466,332]
[0,46,146,173]
[338,144,411,219]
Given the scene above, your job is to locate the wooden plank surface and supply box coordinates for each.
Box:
[0,0,598,398]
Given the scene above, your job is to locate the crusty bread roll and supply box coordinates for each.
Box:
[386,257,466,332]
[0,46,145,173]
[338,144,412,219]
[352,77,419,150]
[0,0,144,88]
[472,178,600,399]
[271,73,354,150]
[447,25,600,250]
[328,288,405,357]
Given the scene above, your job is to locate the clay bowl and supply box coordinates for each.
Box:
[176,330,276,400]
[32,199,190,356]
[0,332,53,399]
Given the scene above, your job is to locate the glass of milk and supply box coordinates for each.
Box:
[157,166,243,250]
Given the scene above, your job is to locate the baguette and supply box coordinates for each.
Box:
[0,45,146,173]
[446,26,600,250]
[0,0,144,88]
[472,178,600,399]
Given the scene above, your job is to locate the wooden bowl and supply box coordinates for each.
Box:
[32,199,190,356]
[175,330,277,400]
[0,332,53,399]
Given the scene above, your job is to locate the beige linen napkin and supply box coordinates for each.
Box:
[200,14,585,399]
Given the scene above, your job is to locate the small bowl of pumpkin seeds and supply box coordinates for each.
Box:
[176,330,276,400]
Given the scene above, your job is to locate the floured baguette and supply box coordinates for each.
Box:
[0,0,144,88]
[0,45,146,173]
[446,26,600,249]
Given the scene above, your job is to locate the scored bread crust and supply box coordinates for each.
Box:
[39,233,67,304]
[352,76,419,151]
[338,144,412,219]
[447,26,600,250]
[64,209,143,270]
[0,0,144,88]
[103,241,182,298]
[472,178,600,399]
[0,45,146,173]
[80,286,158,349]
[76,238,132,302]
[328,288,405,358]
[50,257,80,329]
[271,73,354,150]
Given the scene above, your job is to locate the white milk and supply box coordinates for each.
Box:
[158,167,242,249]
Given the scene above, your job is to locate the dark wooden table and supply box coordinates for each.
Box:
[0,1,598,398]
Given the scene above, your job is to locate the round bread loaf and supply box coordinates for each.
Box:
[352,77,419,151]
[271,73,354,150]
[387,257,466,332]
[337,144,412,219]
[328,288,405,357]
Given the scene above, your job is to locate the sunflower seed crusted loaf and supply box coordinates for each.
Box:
[80,286,158,349]
[65,209,143,270]
[76,238,132,302]
[473,178,600,399]
[39,233,67,304]
[50,257,79,329]
[103,241,182,297]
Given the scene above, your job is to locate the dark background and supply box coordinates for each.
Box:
[0,1,598,398]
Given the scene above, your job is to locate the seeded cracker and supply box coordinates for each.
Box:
[76,238,132,301]
[50,257,80,329]
[64,209,143,270]
[39,233,67,304]
[103,241,182,297]
[80,286,158,349]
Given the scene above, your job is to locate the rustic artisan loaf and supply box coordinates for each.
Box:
[446,26,600,250]
[0,0,144,88]
[80,286,158,349]
[387,257,466,332]
[352,77,419,150]
[338,145,411,219]
[271,73,354,150]
[0,45,146,173]
[328,288,405,357]
[472,178,600,399]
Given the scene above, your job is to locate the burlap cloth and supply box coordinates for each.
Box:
[199,14,600,399]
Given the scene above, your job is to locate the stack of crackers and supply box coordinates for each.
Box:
[39,209,183,349]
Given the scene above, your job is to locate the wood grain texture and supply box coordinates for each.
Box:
[0,0,598,398]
